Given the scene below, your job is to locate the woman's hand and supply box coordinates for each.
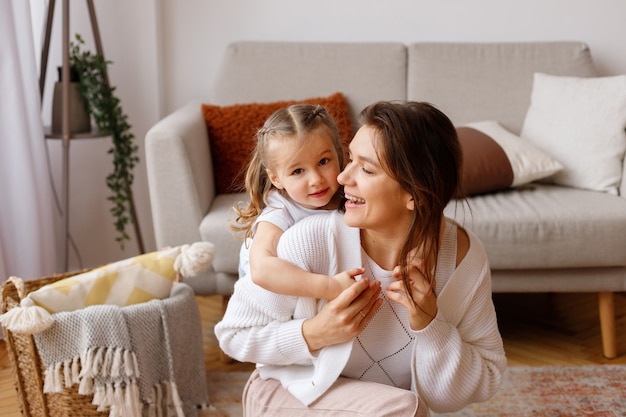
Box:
[302,277,382,352]
[386,254,438,331]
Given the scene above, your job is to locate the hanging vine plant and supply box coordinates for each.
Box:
[69,34,141,250]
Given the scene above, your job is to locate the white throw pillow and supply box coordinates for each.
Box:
[520,73,626,195]
[464,120,564,187]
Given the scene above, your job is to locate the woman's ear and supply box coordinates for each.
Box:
[267,170,283,189]
[405,191,417,211]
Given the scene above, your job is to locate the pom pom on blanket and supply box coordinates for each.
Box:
[0,242,215,335]
[174,242,215,278]
[0,296,55,334]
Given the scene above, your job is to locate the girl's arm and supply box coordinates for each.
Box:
[216,211,372,364]
[250,221,356,299]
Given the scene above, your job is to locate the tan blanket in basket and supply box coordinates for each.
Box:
[33,283,210,417]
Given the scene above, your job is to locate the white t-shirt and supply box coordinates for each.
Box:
[237,190,319,278]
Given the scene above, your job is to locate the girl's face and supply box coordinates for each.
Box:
[338,125,414,232]
[267,130,341,210]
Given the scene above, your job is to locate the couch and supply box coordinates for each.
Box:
[145,41,626,359]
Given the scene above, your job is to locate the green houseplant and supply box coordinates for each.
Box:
[69,34,142,251]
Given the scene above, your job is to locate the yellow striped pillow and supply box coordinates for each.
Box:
[0,242,214,334]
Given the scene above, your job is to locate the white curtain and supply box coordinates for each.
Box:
[0,0,58,282]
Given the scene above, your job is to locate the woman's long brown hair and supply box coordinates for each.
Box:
[359,101,462,310]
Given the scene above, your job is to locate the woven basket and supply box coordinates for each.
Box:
[1,270,107,417]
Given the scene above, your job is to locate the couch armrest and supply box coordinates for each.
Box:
[145,101,215,248]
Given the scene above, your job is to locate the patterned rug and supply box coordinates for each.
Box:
[433,365,626,417]
[206,365,626,417]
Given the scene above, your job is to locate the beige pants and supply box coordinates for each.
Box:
[242,369,428,417]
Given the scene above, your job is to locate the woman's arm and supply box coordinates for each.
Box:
[302,277,382,351]
[250,221,356,299]
[386,227,506,413]
[410,268,506,412]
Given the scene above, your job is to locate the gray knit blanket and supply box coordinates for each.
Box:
[33,283,210,417]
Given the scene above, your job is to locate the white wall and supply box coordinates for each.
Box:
[161,0,626,113]
[39,0,626,271]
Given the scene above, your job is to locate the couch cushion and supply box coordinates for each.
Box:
[212,41,408,123]
[201,93,353,194]
[407,42,597,133]
[445,184,626,269]
[520,73,626,195]
[211,187,626,274]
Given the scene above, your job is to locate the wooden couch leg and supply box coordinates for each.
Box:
[598,292,617,359]
[219,295,235,364]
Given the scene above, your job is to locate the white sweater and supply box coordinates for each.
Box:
[215,211,507,413]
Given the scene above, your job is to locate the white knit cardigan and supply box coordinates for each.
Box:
[214,211,507,413]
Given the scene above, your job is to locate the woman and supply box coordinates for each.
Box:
[215,101,507,416]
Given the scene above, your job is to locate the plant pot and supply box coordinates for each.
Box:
[51,67,91,134]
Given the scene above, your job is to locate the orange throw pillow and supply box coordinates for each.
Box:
[201,92,353,194]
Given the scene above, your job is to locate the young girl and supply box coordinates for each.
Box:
[231,104,361,299]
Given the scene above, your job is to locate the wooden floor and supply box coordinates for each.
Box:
[1,292,625,416]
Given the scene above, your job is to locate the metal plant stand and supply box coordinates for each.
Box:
[39,0,144,271]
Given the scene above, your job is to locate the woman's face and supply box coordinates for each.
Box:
[338,125,414,233]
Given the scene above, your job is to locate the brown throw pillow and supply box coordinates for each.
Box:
[455,126,514,197]
[201,92,354,194]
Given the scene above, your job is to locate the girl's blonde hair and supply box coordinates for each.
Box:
[231,104,345,240]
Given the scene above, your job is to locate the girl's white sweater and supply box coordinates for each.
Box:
[214,211,507,413]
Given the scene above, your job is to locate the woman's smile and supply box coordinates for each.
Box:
[344,192,366,207]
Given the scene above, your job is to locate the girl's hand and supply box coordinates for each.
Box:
[326,267,364,300]
[386,255,437,331]
[302,277,382,352]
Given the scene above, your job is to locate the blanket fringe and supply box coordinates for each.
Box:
[143,381,186,417]
[171,382,185,417]
[43,347,143,417]
[77,346,140,383]
[93,380,141,417]
[41,366,193,417]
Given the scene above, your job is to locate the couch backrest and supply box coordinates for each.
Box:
[407,42,597,134]
[211,41,408,126]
